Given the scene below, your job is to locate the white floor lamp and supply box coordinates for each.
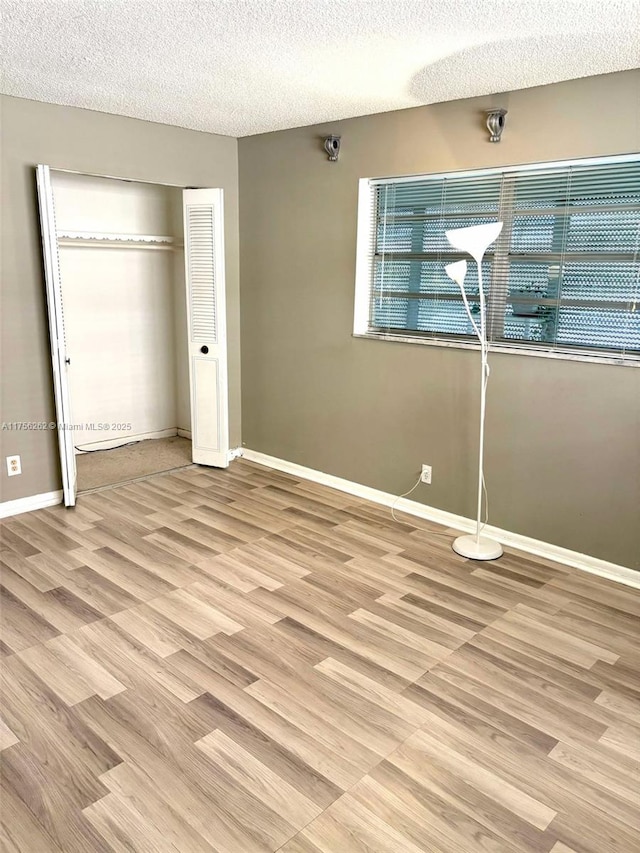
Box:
[445,221,504,561]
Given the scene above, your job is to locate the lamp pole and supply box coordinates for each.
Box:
[475,260,488,547]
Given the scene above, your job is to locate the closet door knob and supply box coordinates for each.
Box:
[200,345,209,354]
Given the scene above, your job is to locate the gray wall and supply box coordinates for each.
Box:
[0,95,240,503]
[238,71,640,569]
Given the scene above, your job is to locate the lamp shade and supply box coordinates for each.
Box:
[444,260,467,287]
[445,221,503,265]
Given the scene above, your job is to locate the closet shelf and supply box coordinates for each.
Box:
[57,230,181,249]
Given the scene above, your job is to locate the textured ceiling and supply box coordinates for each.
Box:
[2,0,639,137]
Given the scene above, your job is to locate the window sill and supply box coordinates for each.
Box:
[352,332,640,368]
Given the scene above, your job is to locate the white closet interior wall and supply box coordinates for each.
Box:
[51,171,190,452]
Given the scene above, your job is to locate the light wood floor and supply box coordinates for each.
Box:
[1,460,638,852]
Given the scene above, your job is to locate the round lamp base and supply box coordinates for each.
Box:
[452,534,503,561]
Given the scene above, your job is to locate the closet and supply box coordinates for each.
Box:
[37,166,229,506]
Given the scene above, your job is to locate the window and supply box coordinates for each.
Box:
[354,155,640,364]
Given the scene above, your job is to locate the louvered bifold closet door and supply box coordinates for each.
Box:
[183,188,229,467]
[36,165,77,506]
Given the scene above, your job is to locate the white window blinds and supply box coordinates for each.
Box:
[362,156,640,362]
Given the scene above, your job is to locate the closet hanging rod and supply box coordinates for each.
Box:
[57,239,179,251]
[57,230,176,246]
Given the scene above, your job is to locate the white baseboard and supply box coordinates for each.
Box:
[228,447,244,463]
[241,449,640,590]
[75,428,178,454]
[177,428,192,439]
[0,490,63,519]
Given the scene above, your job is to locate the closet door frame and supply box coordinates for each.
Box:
[36,167,232,506]
[36,165,77,507]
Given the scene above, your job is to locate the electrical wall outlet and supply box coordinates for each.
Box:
[6,455,21,476]
[421,464,432,484]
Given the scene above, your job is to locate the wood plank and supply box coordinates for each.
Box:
[196,728,322,828]
[0,716,19,750]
